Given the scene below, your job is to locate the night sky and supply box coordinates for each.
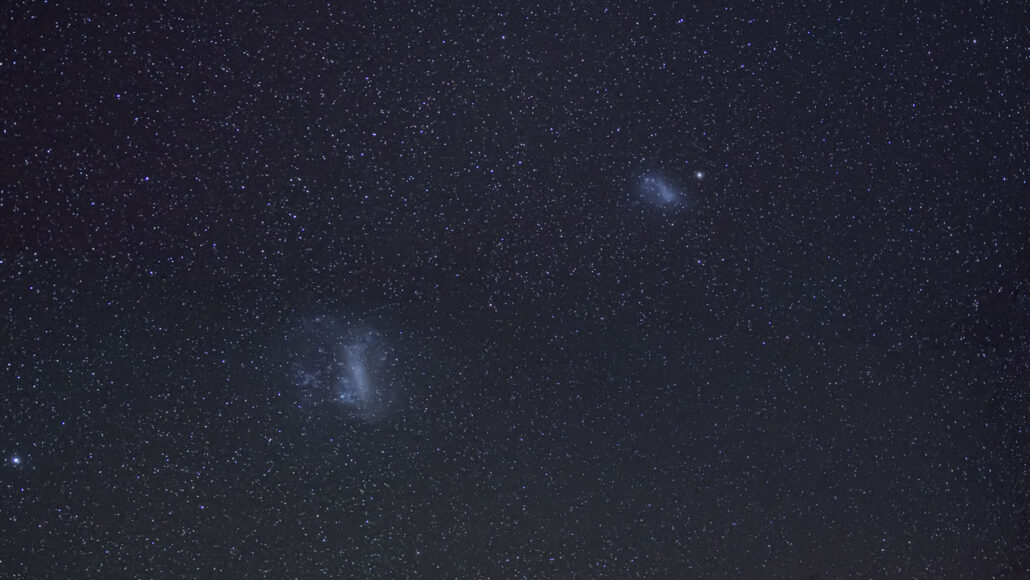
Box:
[2,2,1028,578]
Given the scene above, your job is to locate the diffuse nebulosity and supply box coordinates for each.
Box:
[641,173,682,205]
[286,315,399,423]
[636,170,698,210]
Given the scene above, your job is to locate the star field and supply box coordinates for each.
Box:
[1,2,1028,578]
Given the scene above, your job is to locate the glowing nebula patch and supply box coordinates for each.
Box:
[638,173,689,208]
[286,315,398,423]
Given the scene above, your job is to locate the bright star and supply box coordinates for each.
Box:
[11,456,21,465]
[695,170,704,180]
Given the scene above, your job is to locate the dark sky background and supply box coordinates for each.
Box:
[2,2,1028,578]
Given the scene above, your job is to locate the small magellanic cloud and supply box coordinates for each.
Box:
[637,172,692,210]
